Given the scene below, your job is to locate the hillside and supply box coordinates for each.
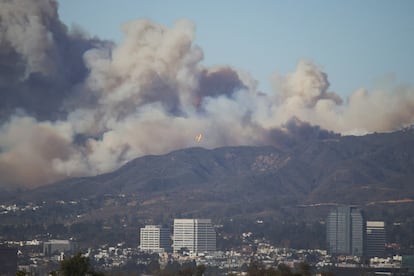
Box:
[6,128,414,223]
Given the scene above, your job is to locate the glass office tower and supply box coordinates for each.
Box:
[326,206,365,256]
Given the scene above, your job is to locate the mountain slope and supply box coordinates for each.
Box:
[10,128,414,221]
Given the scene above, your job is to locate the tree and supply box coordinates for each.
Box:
[146,260,161,275]
[297,262,311,276]
[179,266,194,276]
[277,263,293,276]
[247,261,279,276]
[196,264,206,276]
[60,253,104,276]
[246,260,263,276]
[179,260,197,276]
[320,272,334,276]
[161,260,181,275]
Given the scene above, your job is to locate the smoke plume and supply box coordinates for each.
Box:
[1,0,414,188]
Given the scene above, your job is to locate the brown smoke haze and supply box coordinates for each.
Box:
[1,0,414,188]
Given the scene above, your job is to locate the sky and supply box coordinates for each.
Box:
[57,0,414,97]
[1,0,414,189]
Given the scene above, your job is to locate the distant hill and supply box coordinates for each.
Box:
[8,128,414,222]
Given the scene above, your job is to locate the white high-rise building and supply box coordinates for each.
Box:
[140,225,171,253]
[173,219,216,254]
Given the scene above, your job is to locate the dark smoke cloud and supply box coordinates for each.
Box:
[195,67,246,107]
[0,0,108,120]
[266,118,340,149]
[0,0,414,188]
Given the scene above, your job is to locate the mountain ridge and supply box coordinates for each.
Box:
[5,128,414,222]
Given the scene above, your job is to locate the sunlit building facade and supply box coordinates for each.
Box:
[173,219,216,254]
[140,225,171,253]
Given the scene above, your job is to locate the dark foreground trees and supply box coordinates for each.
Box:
[59,253,104,276]
[54,253,319,276]
[156,260,206,276]
[246,261,312,276]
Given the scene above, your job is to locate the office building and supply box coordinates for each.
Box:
[173,219,216,254]
[43,240,75,257]
[140,225,171,253]
[366,221,386,257]
[326,206,365,256]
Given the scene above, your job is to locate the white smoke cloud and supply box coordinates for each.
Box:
[0,0,414,188]
[269,60,414,135]
[0,116,75,187]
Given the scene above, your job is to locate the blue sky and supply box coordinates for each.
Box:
[58,0,414,98]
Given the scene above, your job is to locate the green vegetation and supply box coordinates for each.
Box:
[59,253,104,276]
[155,261,207,276]
[245,261,312,276]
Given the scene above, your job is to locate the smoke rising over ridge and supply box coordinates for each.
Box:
[1,0,414,188]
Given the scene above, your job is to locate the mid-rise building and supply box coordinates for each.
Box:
[366,221,386,257]
[173,219,216,254]
[326,206,365,256]
[140,225,171,253]
[43,240,75,257]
